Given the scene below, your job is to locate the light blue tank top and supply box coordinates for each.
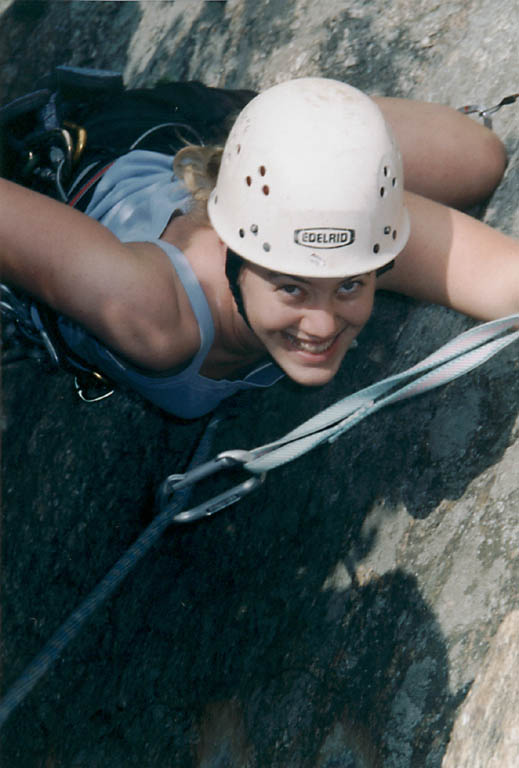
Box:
[58,150,283,419]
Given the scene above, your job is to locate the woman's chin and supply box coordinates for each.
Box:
[291,369,337,387]
[273,355,343,387]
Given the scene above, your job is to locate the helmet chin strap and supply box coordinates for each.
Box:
[225,248,253,330]
[376,258,395,277]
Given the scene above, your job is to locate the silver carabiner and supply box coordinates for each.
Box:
[74,372,115,402]
[458,93,518,128]
[158,450,265,524]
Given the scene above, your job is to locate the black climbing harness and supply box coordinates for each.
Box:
[1,284,116,402]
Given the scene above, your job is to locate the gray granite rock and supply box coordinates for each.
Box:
[1,1,518,766]
[442,611,519,768]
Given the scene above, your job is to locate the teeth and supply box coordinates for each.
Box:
[285,333,335,353]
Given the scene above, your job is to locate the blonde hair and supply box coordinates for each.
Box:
[173,144,223,225]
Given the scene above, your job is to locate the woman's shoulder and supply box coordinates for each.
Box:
[160,218,261,370]
[117,219,228,372]
[100,239,202,372]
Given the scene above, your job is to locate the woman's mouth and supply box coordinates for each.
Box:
[282,331,340,354]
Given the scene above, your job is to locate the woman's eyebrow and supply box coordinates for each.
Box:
[266,271,367,283]
[267,271,311,284]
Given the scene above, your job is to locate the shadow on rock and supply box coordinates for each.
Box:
[2,292,517,766]
[313,295,519,520]
[0,0,143,103]
[1,470,463,767]
[141,0,434,100]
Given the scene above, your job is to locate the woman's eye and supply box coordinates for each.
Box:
[280,284,303,296]
[338,280,361,295]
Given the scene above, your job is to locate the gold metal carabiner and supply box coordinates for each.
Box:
[63,121,88,166]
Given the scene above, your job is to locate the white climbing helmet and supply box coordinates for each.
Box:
[208,77,410,278]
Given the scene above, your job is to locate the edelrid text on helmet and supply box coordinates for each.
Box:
[208,77,410,278]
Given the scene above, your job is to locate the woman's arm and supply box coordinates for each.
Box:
[377,191,519,320]
[0,178,199,370]
[374,97,517,320]
[374,97,507,209]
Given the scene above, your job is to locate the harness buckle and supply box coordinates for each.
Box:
[158,450,265,524]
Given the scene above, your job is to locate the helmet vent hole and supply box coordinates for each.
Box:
[392,177,397,187]
[246,176,252,186]
[251,224,258,235]
[380,187,386,197]
[384,226,391,235]
[237,144,241,154]
[263,242,271,252]
[384,166,389,177]
[373,243,380,254]
[239,228,245,238]
[392,230,397,240]
[259,165,266,176]
[262,185,270,196]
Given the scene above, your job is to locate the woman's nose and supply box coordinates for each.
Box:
[297,306,339,338]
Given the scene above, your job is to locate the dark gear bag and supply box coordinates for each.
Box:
[1,64,256,209]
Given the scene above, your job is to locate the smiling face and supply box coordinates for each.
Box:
[238,262,376,386]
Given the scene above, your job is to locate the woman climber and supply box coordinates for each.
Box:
[1,77,518,418]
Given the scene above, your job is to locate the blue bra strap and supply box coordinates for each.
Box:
[149,239,215,371]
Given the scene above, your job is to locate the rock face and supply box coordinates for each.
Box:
[1,1,518,767]
[442,611,519,768]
